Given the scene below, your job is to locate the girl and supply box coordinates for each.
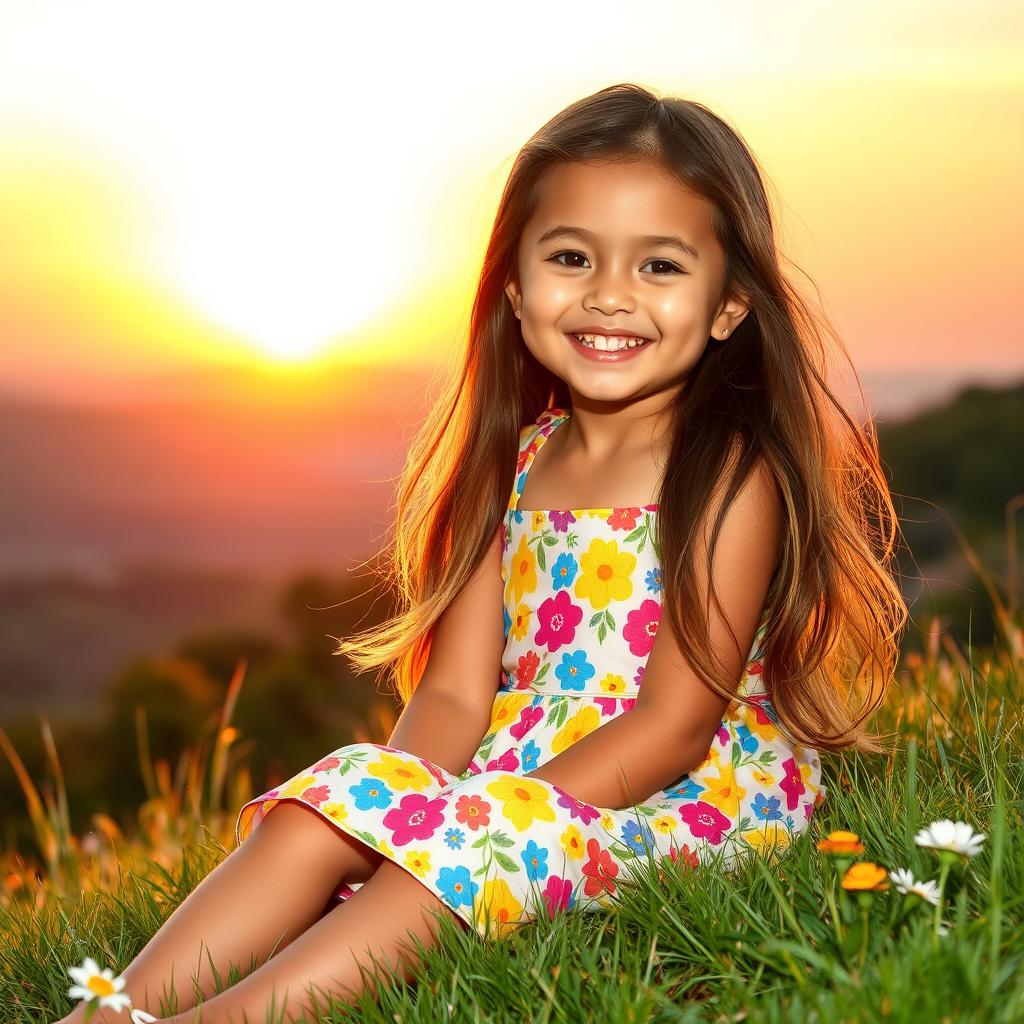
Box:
[58,84,907,1023]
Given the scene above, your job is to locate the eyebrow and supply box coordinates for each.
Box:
[536,224,701,261]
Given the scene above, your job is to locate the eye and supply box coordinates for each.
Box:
[548,251,685,276]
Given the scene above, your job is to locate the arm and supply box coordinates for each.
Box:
[385,526,506,777]
[525,458,783,810]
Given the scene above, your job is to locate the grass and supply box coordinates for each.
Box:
[1,602,1022,1021]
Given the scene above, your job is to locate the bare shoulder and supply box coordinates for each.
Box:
[414,526,505,718]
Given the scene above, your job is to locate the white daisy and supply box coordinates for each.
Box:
[66,956,132,1011]
[888,867,941,906]
[913,819,986,857]
[131,1010,158,1024]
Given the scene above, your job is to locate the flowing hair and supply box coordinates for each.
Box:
[334,83,908,754]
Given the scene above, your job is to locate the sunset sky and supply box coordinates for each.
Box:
[1,1,1021,411]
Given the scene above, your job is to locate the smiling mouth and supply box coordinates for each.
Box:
[569,333,653,352]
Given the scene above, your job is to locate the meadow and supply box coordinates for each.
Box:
[2,571,1022,1022]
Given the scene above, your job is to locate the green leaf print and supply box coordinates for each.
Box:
[337,750,371,775]
[490,830,516,848]
[352,828,379,847]
[471,829,521,878]
[566,531,579,549]
[731,741,742,768]
[493,850,521,873]
[542,533,558,546]
[470,834,488,849]
[758,750,778,766]
[589,611,603,627]
[547,697,570,729]
[597,618,607,644]
[535,540,546,572]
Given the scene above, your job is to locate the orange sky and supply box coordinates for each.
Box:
[1,2,1021,407]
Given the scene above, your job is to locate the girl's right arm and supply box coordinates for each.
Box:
[384,527,506,776]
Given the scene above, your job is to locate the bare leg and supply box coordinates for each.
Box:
[54,802,383,1023]
[156,858,472,1023]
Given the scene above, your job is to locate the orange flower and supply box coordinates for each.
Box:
[817,830,865,855]
[841,861,889,891]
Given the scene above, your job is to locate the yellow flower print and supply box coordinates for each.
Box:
[367,753,431,792]
[280,774,318,798]
[485,775,557,832]
[507,533,538,605]
[561,823,585,859]
[488,694,532,733]
[531,510,547,532]
[510,603,532,641]
[574,538,636,610]
[700,763,747,819]
[741,823,791,860]
[653,814,677,834]
[377,839,396,858]
[477,877,525,938]
[751,769,775,787]
[404,849,432,877]
[599,673,626,694]
[551,705,601,754]
[600,812,615,831]
[320,801,349,820]
[691,744,721,774]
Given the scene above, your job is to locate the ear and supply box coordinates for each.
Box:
[712,289,752,340]
[504,278,522,319]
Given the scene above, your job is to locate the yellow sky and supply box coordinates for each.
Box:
[0,1,1021,404]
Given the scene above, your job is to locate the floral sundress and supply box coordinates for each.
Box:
[236,406,826,940]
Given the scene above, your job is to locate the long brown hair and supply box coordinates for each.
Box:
[335,83,908,755]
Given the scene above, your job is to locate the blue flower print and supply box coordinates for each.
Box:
[348,778,393,810]
[751,793,783,822]
[555,650,595,691]
[521,839,549,880]
[736,723,759,754]
[437,865,478,910]
[665,777,705,801]
[620,818,656,855]
[521,739,540,772]
[444,826,466,850]
[551,552,578,591]
[645,567,663,593]
[503,603,512,636]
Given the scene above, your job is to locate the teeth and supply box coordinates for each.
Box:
[573,333,650,352]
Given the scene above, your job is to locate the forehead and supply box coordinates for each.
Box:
[525,159,717,248]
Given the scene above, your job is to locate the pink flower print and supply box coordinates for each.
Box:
[554,787,601,824]
[620,698,637,713]
[607,507,641,531]
[516,650,540,688]
[634,665,645,686]
[680,800,732,845]
[779,756,806,811]
[424,760,450,786]
[534,589,583,652]
[510,705,544,740]
[803,799,815,821]
[382,792,447,846]
[311,755,341,773]
[301,784,331,807]
[549,510,577,533]
[716,724,730,746]
[623,599,661,657]
[486,748,521,772]
[543,875,574,918]
[594,697,618,717]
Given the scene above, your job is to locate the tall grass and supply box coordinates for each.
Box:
[2,513,1022,1023]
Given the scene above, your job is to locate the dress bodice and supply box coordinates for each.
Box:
[497,407,769,702]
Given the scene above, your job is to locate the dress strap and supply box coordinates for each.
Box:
[508,407,571,512]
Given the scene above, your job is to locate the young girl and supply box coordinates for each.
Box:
[58,84,907,1023]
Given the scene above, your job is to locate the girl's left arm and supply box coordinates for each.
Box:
[525,456,783,811]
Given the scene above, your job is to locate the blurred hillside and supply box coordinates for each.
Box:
[0,371,1020,854]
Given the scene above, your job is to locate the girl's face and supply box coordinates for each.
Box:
[505,158,749,408]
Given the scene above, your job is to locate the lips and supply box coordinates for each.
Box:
[565,332,652,363]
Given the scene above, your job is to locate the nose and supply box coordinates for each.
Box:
[584,262,636,315]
